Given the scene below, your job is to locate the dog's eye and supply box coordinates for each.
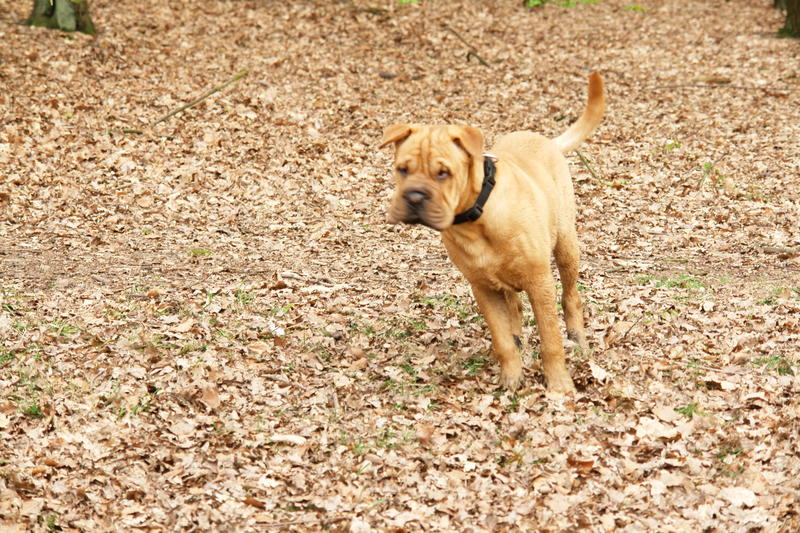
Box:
[437,169,451,180]
[396,167,408,177]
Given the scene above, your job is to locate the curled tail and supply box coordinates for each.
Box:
[554,73,605,153]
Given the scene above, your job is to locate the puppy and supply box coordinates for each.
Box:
[379,73,605,393]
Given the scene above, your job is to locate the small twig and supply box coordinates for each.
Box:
[648,83,792,93]
[761,245,800,255]
[687,363,751,377]
[117,128,175,140]
[619,314,644,342]
[443,25,490,67]
[634,351,763,378]
[258,517,348,528]
[358,6,389,17]
[466,51,490,67]
[264,373,291,384]
[574,150,602,182]
[152,69,249,127]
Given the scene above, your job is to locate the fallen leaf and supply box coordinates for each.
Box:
[589,362,610,382]
[350,517,372,533]
[719,487,757,507]
[247,341,271,354]
[604,320,633,347]
[174,317,194,333]
[635,417,678,440]
[567,454,595,475]
[243,497,266,509]
[270,434,306,445]
[20,498,44,518]
[200,384,221,410]
[416,423,435,446]
[169,419,196,438]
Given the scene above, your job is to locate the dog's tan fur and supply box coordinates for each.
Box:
[380,73,605,392]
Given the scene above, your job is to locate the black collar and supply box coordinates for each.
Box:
[452,156,496,225]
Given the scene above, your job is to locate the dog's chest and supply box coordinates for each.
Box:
[441,232,527,292]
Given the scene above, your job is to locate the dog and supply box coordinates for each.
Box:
[379,73,605,393]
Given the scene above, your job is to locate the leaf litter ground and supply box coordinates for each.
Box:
[1,0,799,531]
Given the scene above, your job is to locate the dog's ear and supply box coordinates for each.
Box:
[380,124,415,149]
[449,126,484,159]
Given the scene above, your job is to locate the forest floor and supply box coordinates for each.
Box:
[2,0,800,531]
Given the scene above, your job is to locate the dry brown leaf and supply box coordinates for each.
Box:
[415,423,435,447]
[270,434,306,446]
[173,317,194,333]
[567,455,595,476]
[603,320,633,347]
[200,385,221,410]
[242,497,265,509]
[247,341,271,354]
[719,487,757,507]
[589,362,610,382]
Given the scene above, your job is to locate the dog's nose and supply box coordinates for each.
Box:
[404,190,428,208]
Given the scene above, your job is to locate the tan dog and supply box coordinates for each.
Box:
[379,73,605,393]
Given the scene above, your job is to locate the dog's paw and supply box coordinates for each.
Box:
[545,373,577,394]
[499,363,523,391]
[567,330,589,354]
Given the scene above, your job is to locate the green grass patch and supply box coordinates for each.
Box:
[505,394,521,413]
[234,288,254,307]
[49,319,79,336]
[21,401,44,418]
[45,513,58,531]
[637,274,708,304]
[352,316,428,340]
[0,350,16,367]
[655,274,706,290]
[752,355,794,376]
[179,342,207,355]
[188,248,214,257]
[675,403,701,419]
[525,0,598,6]
[463,355,488,376]
[400,362,417,377]
[415,293,481,322]
[757,286,800,306]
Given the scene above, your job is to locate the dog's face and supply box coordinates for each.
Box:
[380,124,484,231]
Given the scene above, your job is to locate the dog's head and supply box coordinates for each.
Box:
[379,124,484,231]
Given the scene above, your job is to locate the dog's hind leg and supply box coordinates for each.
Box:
[554,231,588,353]
[471,285,523,390]
[524,263,576,393]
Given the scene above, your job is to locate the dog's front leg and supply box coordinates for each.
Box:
[525,265,577,394]
[505,291,524,349]
[471,284,523,390]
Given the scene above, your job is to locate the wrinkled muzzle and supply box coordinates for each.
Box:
[387,184,450,231]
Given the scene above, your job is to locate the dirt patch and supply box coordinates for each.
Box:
[1,0,799,531]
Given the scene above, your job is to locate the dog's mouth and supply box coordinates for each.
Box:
[388,203,449,232]
[404,216,440,230]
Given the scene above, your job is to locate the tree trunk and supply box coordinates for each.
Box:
[782,0,800,37]
[27,0,97,34]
